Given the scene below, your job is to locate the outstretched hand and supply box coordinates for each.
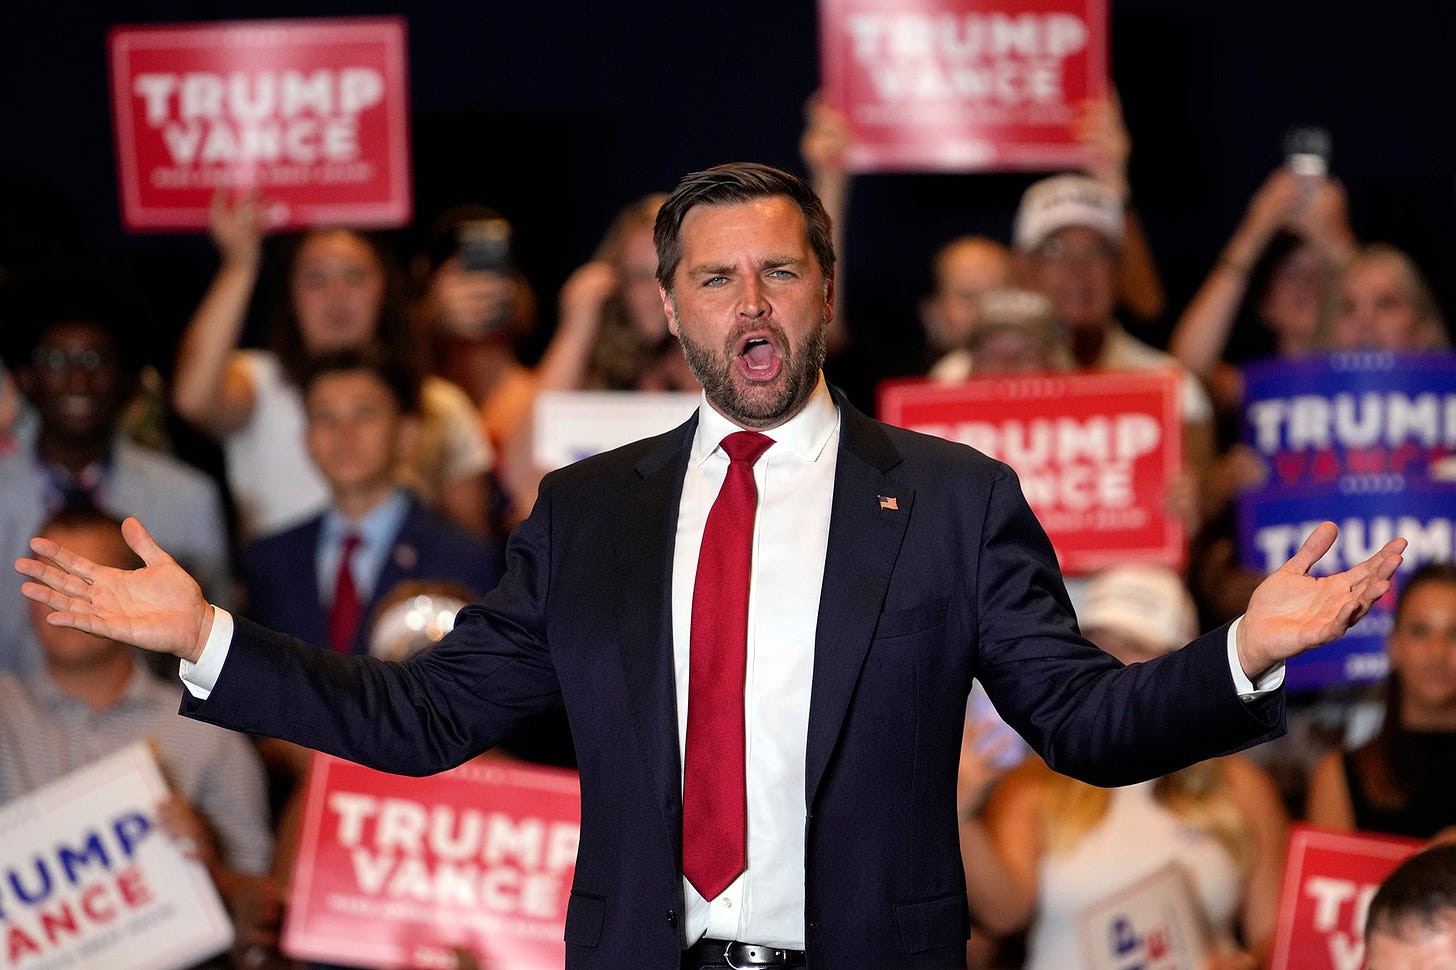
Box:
[15,517,213,664]
[1237,521,1405,681]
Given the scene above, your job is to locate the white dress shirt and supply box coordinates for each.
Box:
[674,377,840,949]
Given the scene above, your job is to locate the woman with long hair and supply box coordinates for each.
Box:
[970,566,1289,970]
[172,191,491,541]
[1306,563,1456,839]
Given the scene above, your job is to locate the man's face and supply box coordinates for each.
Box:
[30,523,134,670]
[1026,226,1118,333]
[660,196,832,430]
[967,328,1052,375]
[924,240,1013,352]
[1366,917,1456,970]
[24,322,126,441]
[304,371,410,496]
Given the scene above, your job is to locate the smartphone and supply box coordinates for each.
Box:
[457,218,512,274]
[1284,126,1332,178]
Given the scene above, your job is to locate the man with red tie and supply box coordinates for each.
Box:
[19,163,1404,970]
[238,346,501,657]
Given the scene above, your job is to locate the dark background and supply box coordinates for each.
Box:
[2,0,1451,402]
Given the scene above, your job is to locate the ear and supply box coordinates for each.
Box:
[659,284,680,337]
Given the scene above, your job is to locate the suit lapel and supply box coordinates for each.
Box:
[805,397,912,809]
[297,517,330,648]
[612,418,695,829]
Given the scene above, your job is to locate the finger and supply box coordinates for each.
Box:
[1338,537,1406,590]
[17,558,96,600]
[19,579,90,614]
[26,536,104,583]
[122,517,176,569]
[1353,577,1393,612]
[1285,521,1338,575]
[1372,538,1407,580]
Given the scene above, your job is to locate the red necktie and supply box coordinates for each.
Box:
[328,532,364,654]
[683,430,774,901]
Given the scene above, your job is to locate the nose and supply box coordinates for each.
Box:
[738,276,766,318]
[325,274,351,303]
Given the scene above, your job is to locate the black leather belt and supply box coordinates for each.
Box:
[683,937,807,969]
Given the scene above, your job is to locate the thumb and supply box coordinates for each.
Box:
[122,517,175,569]
[1286,521,1338,575]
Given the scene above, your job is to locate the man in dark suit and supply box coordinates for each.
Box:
[18,164,1405,970]
[240,347,502,656]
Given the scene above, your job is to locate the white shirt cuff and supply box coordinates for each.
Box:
[1226,615,1284,701]
[179,605,234,700]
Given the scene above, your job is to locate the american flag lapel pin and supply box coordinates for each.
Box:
[877,494,899,511]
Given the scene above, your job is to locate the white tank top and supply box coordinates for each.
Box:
[1025,780,1242,970]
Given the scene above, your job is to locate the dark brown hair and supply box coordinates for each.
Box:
[267,228,420,387]
[1353,562,1456,810]
[300,345,422,417]
[653,163,834,294]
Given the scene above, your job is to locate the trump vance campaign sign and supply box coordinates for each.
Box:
[109,17,412,230]
[819,0,1107,171]
[1237,353,1456,691]
[1269,825,1423,970]
[0,743,233,970]
[283,754,581,970]
[880,370,1183,574]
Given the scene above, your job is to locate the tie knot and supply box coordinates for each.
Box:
[340,532,362,558]
[719,431,773,466]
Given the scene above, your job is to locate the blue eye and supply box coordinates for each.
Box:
[703,276,727,287]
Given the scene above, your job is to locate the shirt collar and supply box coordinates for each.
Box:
[691,373,839,467]
[321,488,411,551]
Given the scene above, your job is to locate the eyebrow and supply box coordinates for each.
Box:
[687,255,805,276]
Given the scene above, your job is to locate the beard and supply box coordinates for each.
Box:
[672,305,829,429]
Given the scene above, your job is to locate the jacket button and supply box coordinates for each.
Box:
[666,908,678,927]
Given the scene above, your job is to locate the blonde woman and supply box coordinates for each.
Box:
[968,566,1289,969]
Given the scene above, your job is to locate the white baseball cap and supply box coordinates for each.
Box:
[1013,174,1124,252]
[1080,564,1197,655]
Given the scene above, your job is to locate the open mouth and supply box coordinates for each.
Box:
[57,394,97,419]
[736,333,783,382]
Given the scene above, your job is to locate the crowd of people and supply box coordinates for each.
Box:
[0,90,1452,970]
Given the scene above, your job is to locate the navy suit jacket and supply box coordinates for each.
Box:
[241,495,504,655]
[186,393,1283,969]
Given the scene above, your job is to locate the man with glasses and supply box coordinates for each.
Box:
[0,278,229,672]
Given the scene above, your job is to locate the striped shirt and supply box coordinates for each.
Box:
[0,660,273,874]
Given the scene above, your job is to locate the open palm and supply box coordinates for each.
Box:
[16,517,213,663]
[1238,521,1405,679]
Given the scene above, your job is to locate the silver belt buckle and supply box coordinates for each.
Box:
[724,942,789,969]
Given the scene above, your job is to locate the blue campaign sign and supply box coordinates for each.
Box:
[1237,353,1456,692]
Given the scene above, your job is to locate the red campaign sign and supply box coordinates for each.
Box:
[1269,824,1423,970]
[819,0,1107,172]
[109,18,412,231]
[283,754,580,970]
[879,371,1183,574]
